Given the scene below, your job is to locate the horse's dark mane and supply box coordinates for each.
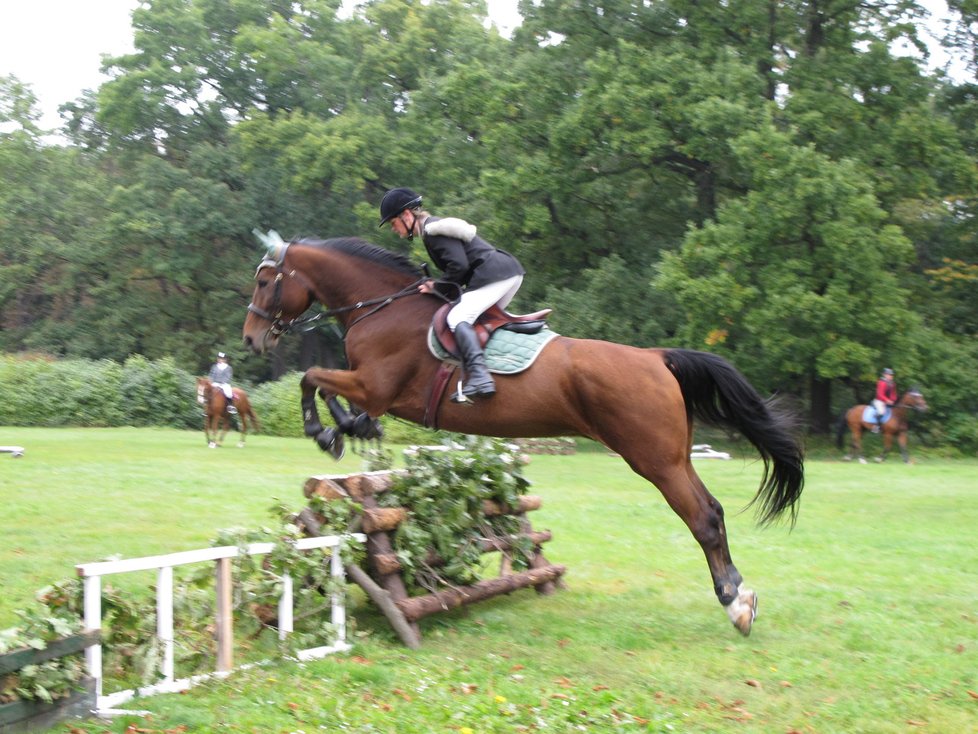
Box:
[293,237,422,276]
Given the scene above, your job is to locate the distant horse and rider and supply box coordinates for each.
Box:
[196,377,260,448]
[241,228,805,637]
[837,387,928,464]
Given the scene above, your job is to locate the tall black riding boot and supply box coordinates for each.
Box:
[453,322,496,398]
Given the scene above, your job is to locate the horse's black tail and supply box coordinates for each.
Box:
[664,349,805,526]
[835,411,849,449]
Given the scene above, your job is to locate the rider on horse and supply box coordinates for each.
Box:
[379,187,526,399]
[872,367,897,433]
[208,352,237,414]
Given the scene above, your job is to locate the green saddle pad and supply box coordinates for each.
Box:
[428,325,559,374]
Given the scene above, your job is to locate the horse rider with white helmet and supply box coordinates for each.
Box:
[208,352,237,414]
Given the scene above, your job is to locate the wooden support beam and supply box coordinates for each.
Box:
[344,564,420,649]
[395,565,566,622]
[370,531,554,575]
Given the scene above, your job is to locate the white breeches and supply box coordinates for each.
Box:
[447,275,524,331]
[213,382,233,400]
[872,399,886,415]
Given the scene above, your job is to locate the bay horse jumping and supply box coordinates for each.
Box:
[196,377,260,448]
[242,236,804,636]
[836,389,928,464]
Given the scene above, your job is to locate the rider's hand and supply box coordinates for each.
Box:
[418,279,435,294]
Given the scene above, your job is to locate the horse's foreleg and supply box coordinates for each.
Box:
[301,368,374,459]
[325,396,384,441]
[237,415,247,448]
[877,432,893,463]
[895,430,911,463]
[217,416,229,446]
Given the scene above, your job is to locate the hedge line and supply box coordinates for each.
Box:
[0,354,432,444]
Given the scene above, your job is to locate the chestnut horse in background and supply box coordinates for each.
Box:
[837,388,928,464]
[196,377,260,448]
[242,236,805,636]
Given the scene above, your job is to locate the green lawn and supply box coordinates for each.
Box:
[2,427,977,732]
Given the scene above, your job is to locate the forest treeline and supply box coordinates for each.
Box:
[1,0,976,448]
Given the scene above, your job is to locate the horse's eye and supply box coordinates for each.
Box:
[256,277,268,288]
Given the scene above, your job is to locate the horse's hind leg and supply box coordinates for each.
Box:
[851,426,867,464]
[626,456,757,635]
[681,464,758,635]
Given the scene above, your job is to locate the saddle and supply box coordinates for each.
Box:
[424,304,555,429]
[431,303,552,357]
[861,405,892,425]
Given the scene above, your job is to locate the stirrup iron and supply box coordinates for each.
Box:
[450,379,473,405]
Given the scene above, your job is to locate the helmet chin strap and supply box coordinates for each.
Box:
[405,210,419,241]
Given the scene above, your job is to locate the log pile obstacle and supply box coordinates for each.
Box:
[295,469,566,649]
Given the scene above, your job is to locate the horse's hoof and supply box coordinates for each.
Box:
[315,429,345,460]
[237,442,245,448]
[858,457,867,465]
[874,457,883,463]
[724,586,757,636]
[304,421,325,437]
[842,455,852,462]
[352,413,383,440]
[208,442,217,449]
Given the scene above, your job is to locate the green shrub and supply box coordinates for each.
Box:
[121,355,199,429]
[0,356,126,427]
[945,414,978,455]
[0,354,201,429]
[381,437,534,594]
[249,373,306,438]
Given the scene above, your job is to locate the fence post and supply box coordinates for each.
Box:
[82,574,102,699]
[215,557,233,673]
[278,573,294,641]
[156,566,175,683]
[331,546,346,645]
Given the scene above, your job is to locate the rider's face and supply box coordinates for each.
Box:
[390,212,410,238]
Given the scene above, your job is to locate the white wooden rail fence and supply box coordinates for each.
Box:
[75,533,366,715]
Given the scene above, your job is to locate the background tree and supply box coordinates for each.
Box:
[2,0,977,448]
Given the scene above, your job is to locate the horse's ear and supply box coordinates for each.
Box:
[252,228,287,263]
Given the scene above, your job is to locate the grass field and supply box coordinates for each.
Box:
[1,426,977,732]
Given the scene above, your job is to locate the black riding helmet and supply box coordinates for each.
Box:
[378,187,423,227]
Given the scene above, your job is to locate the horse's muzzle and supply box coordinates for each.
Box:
[243,329,277,355]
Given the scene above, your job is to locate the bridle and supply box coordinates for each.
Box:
[246,243,432,337]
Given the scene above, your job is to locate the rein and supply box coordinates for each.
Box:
[247,254,432,337]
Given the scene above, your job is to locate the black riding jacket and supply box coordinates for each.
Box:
[421,216,525,299]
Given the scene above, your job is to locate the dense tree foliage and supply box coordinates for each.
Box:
[1,0,976,447]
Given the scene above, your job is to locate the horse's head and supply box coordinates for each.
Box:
[904,388,928,413]
[243,250,315,354]
[196,377,209,404]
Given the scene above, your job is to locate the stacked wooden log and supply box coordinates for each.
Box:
[514,437,577,455]
[294,470,565,648]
